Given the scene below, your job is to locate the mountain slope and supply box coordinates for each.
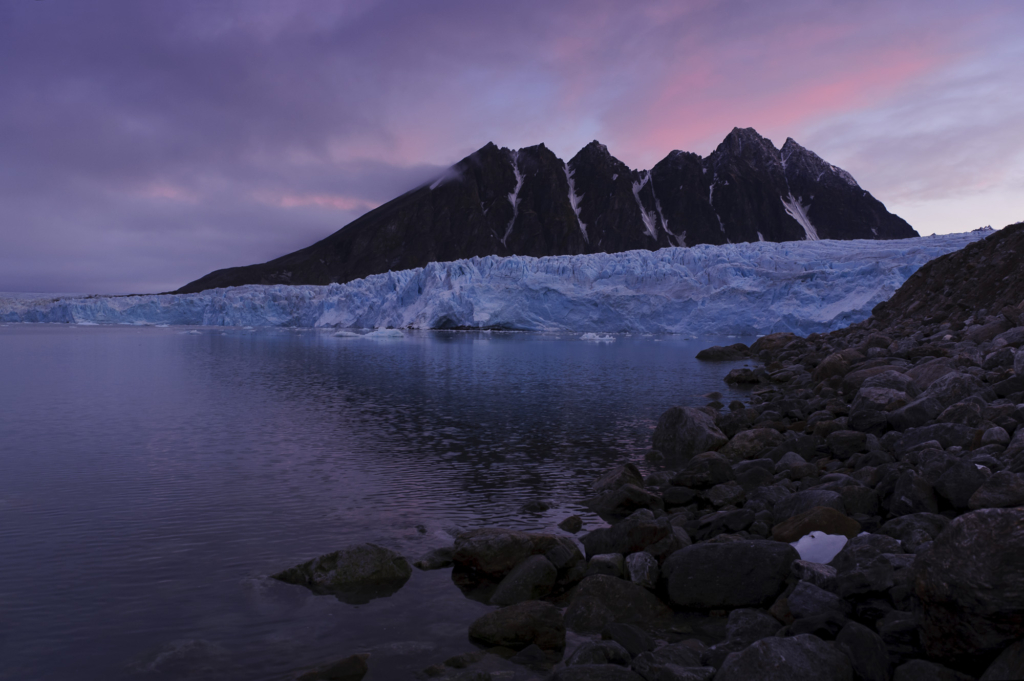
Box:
[178,127,916,293]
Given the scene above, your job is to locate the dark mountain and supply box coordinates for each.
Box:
[178,127,917,293]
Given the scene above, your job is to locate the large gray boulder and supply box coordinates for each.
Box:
[663,540,797,609]
[452,528,582,580]
[835,621,889,681]
[593,463,645,493]
[934,460,991,509]
[922,371,985,407]
[829,544,894,598]
[652,407,728,461]
[563,575,672,633]
[490,555,558,606]
[905,358,956,393]
[714,634,853,681]
[581,509,671,558]
[671,452,735,489]
[969,471,1024,509]
[773,490,846,523]
[468,600,565,651]
[914,508,1024,663]
[273,544,412,604]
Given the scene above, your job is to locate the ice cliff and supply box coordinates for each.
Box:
[0,233,984,336]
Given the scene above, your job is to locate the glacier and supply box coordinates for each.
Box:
[0,233,984,336]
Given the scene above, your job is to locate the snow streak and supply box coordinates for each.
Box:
[781,193,820,241]
[631,171,659,240]
[502,152,524,247]
[564,162,588,243]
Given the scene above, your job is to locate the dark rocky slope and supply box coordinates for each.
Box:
[178,128,916,293]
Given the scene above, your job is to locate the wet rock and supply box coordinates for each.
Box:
[714,634,854,681]
[893,659,974,681]
[890,470,939,516]
[773,490,846,523]
[704,480,746,507]
[565,640,632,666]
[694,508,755,541]
[969,470,1024,509]
[602,622,655,658]
[663,540,797,609]
[980,639,1024,680]
[453,529,583,581]
[791,560,838,592]
[771,506,861,543]
[593,464,645,494]
[547,665,644,681]
[719,428,786,462]
[652,407,729,462]
[934,460,991,509]
[914,508,1024,663]
[414,546,454,571]
[468,600,565,651]
[671,452,735,489]
[889,396,945,432]
[587,554,625,579]
[835,621,889,681]
[582,509,671,558]
[696,343,750,361]
[624,551,659,589]
[587,483,665,517]
[787,580,851,620]
[827,430,869,460]
[558,515,583,533]
[563,575,672,633]
[297,653,369,681]
[273,544,412,604]
[491,555,557,606]
[829,544,894,598]
[521,500,554,513]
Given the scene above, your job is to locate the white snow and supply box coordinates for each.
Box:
[790,531,848,564]
[757,232,765,242]
[564,162,588,242]
[781,193,820,241]
[631,172,659,239]
[502,152,524,247]
[0,232,984,336]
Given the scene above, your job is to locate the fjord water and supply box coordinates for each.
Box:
[0,325,754,680]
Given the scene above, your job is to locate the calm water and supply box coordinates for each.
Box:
[0,325,755,680]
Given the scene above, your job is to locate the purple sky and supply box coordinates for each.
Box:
[2,0,1022,294]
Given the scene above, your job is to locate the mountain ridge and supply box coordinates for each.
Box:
[178,127,917,293]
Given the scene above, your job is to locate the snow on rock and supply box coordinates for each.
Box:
[0,233,984,335]
[564,162,588,243]
[502,151,524,247]
[782,193,819,241]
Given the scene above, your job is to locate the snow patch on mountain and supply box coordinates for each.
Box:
[782,193,819,241]
[564,162,588,243]
[1,233,985,336]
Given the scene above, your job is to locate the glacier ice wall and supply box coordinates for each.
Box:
[0,233,984,336]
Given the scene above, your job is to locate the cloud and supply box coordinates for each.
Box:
[0,0,1021,292]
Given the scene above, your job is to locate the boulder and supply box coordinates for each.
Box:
[582,509,671,558]
[788,579,851,620]
[980,639,1024,680]
[890,470,939,516]
[453,529,583,581]
[905,358,957,393]
[969,471,1024,509]
[853,387,910,414]
[723,608,783,645]
[563,575,672,633]
[889,396,945,432]
[813,352,853,382]
[900,423,977,451]
[893,659,975,681]
[273,544,412,604]
[602,622,654,658]
[652,407,728,462]
[878,513,950,553]
[625,551,659,589]
[704,481,746,507]
[773,490,847,523]
[558,515,584,533]
[696,343,750,361]
[835,621,889,681]
[587,553,625,579]
[671,452,736,489]
[829,544,894,598]
[547,666,644,681]
[791,560,838,592]
[862,369,917,395]
[1017,343,1024,375]
[565,640,633,667]
[914,508,1024,663]
[714,634,854,681]
[491,555,558,606]
[297,653,369,681]
[771,506,861,543]
[413,546,454,571]
[663,540,798,609]
[587,483,664,517]
[934,460,991,509]
[922,371,985,408]
[840,485,880,516]
[827,430,869,460]
[662,486,699,508]
[593,463,645,493]
[719,429,785,462]
[468,600,565,651]
[937,401,983,427]
[694,508,755,541]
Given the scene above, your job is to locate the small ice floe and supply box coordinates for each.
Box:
[181,330,202,335]
[332,330,361,338]
[790,531,848,564]
[580,333,614,341]
[77,321,98,326]
[363,328,404,339]
[155,324,169,328]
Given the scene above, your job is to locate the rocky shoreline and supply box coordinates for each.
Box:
[285,223,1024,681]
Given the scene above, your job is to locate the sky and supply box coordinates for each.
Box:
[1,0,1022,294]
